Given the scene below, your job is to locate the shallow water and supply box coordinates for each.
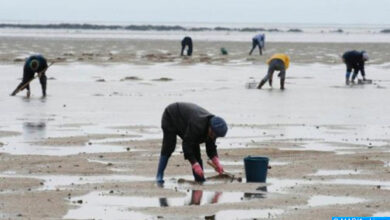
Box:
[308,195,365,207]
[65,188,267,219]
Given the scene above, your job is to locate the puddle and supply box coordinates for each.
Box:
[373,212,390,217]
[280,142,357,153]
[326,179,390,187]
[213,209,283,219]
[308,195,365,207]
[0,143,128,156]
[268,178,390,194]
[64,204,150,220]
[23,121,47,140]
[312,170,361,176]
[66,189,267,219]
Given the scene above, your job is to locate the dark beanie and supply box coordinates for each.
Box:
[210,116,228,137]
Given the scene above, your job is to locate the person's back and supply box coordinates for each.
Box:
[254,34,265,43]
[24,55,48,73]
[267,53,290,69]
[342,50,362,64]
[165,102,212,139]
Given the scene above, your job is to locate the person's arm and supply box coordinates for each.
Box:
[360,61,366,79]
[205,138,217,159]
[206,139,224,174]
[182,123,200,163]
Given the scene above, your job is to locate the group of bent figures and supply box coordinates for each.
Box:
[10,33,369,183]
[181,34,368,89]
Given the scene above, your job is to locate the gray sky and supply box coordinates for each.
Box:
[0,0,389,25]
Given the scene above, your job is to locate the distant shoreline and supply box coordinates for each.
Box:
[0,23,303,32]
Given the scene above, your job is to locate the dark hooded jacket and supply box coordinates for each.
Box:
[162,102,218,162]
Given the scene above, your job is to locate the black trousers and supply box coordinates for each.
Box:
[345,62,364,80]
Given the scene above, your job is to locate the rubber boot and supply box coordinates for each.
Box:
[156,155,169,184]
[280,78,285,90]
[192,159,205,182]
[257,79,267,89]
[345,72,351,85]
[351,72,358,84]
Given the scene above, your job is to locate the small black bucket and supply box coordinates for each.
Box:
[244,156,269,183]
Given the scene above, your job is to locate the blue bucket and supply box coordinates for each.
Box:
[244,156,269,183]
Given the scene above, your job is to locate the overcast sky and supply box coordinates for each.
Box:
[0,0,389,25]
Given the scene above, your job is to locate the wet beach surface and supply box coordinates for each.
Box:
[0,34,390,219]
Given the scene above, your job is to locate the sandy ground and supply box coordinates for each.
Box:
[2,36,390,66]
[0,34,390,219]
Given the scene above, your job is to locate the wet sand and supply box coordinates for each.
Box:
[1,36,390,65]
[0,33,390,219]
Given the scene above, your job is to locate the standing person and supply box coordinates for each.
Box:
[181,36,193,56]
[342,50,369,85]
[257,53,290,90]
[249,33,265,55]
[156,102,228,183]
[11,54,48,97]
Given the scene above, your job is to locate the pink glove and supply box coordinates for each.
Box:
[192,162,204,178]
[211,156,224,174]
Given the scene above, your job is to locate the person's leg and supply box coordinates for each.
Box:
[181,41,185,56]
[11,68,33,96]
[258,68,273,89]
[276,62,286,90]
[280,70,286,90]
[259,46,263,55]
[249,39,257,55]
[259,59,278,89]
[351,65,359,83]
[39,72,47,97]
[187,43,193,56]
[345,63,352,85]
[156,130,177,183]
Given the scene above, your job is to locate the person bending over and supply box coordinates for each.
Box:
[11,54,48,97]
[257,53,290,90]
[156,102,228,183]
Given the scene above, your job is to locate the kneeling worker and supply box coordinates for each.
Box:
[258,53,290,90]
[156,102,228,183]
[342,50,369,85]
[11,54,48,97]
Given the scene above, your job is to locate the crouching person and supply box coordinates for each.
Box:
[156,102,228,183]
[258,53,290,90]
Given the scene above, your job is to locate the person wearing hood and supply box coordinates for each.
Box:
[181,36,193,56]
[342,50,369,85]
[156,102,228,183]
[257,53,290,90]
[11,54,48,97]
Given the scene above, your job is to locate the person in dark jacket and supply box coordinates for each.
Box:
[181,36,193,56]
[11,54,48,97]
[156,102,228,183]
[342,50,369,85]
